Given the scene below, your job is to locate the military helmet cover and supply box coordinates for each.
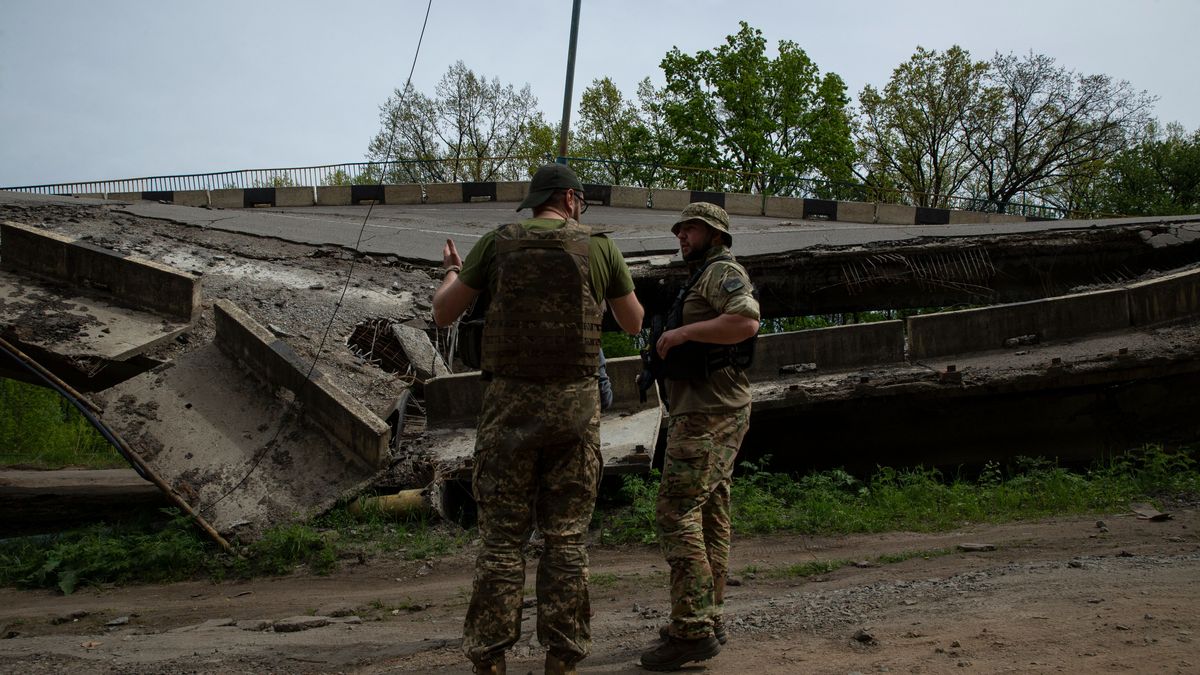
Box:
[672,201,732,244]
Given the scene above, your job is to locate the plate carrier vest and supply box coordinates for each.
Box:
[481,219,602,379]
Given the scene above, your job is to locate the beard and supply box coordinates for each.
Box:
[683,239,712,262]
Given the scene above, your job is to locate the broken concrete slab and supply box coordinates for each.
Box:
[2,221,200,321]
[0,221,197,386]
[957,543,997,552]
[1131,503,1172,521]
[0,469,169,537]
[907,288,1131,359]
[94,341,383,540]
[748,321,905,380]
[749,320,1200,475]
[273,616,331,632]
[0,269,190,363]
[419,355,661,491]
[214,300,390,469]
[390,323,449,382]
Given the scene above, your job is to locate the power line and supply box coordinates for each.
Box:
[200,0,436,519]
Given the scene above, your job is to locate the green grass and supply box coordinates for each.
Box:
[0,378,125,469]
[590,572,620,588]
[0,510,209,594]
[3,444,1197,595]
[596,444,1200,544]
[766,559,846,579]
[740,547,956,580]
[601,330,643,358]
[0,504,473,595]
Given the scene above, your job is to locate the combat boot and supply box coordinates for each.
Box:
[658,618,726,645]
[544,652,577,674]
[471,656,506,674]
[639,635,720,671]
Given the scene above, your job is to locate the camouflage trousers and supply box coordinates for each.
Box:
[655,405,750,640]
[462,376,602,667]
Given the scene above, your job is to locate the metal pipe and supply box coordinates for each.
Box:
[556,0,582,164]
[0,336,100,414]
[348,488,431,518]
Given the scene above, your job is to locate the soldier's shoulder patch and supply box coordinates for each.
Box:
[721,277,745,293]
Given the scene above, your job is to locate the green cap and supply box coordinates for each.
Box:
[517,163,584,211]
[672,201,732,244]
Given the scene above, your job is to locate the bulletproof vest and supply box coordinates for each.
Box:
[663,254,757,380]
[481,220,602,379]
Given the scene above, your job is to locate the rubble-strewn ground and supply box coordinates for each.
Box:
[1,199,438,420]
[0,509,1197,674]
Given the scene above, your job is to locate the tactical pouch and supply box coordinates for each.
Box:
[455,318,485,370]
[663,341,713,380]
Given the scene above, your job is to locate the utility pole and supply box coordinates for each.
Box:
[556,0,582,165]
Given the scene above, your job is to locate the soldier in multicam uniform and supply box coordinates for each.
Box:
[640,202,760,671]
[432,164,644,675]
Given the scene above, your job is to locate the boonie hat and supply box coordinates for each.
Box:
[672,201,733,244]
[517,163,584,211]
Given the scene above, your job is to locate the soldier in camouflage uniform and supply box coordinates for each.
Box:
[432,164,644,675]
[640,202,760,672]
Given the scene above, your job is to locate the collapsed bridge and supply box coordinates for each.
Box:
[2,189,1199,544]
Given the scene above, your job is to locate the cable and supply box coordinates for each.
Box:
[0,337,142,478]
[200,0,435,516]
[0,336,234,550]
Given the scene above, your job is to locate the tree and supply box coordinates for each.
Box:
[573,77,649,185]
[657,22,856,195]
[856,46,989,207]
[963,51,1157,213]
[1099,122,1200,216]
[367,61,549,183]
[571,77,680,188]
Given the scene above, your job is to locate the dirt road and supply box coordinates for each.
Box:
[1,507,1196,674]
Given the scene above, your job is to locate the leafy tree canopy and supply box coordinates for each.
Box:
[856,46,990,207]
[367,61,551,183]
[964,51,1157,212]
[1100,122,1200,216]
[657,21,856,194]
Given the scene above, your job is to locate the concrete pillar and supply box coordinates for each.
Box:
[383,184,423,205]
[610,185,648,209]
[650,188,691,211]
[424,183,460,204]
[316,186,351,206]
[209,189,244,209]
[836,201,876,224]
[724,192,764,216]
[274,187,315,207]
[876,203,916,225]
[764,196,805,219]
[495,181,528,203]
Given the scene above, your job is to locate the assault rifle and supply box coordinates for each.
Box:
[636,314,667,404]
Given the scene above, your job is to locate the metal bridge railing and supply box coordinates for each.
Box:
[3,157,1075,220]
[0,161,433,196]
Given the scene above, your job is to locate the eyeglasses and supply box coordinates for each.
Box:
[574,191,589,215]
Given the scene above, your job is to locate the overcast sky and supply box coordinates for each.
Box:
[2,0,1197,187]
